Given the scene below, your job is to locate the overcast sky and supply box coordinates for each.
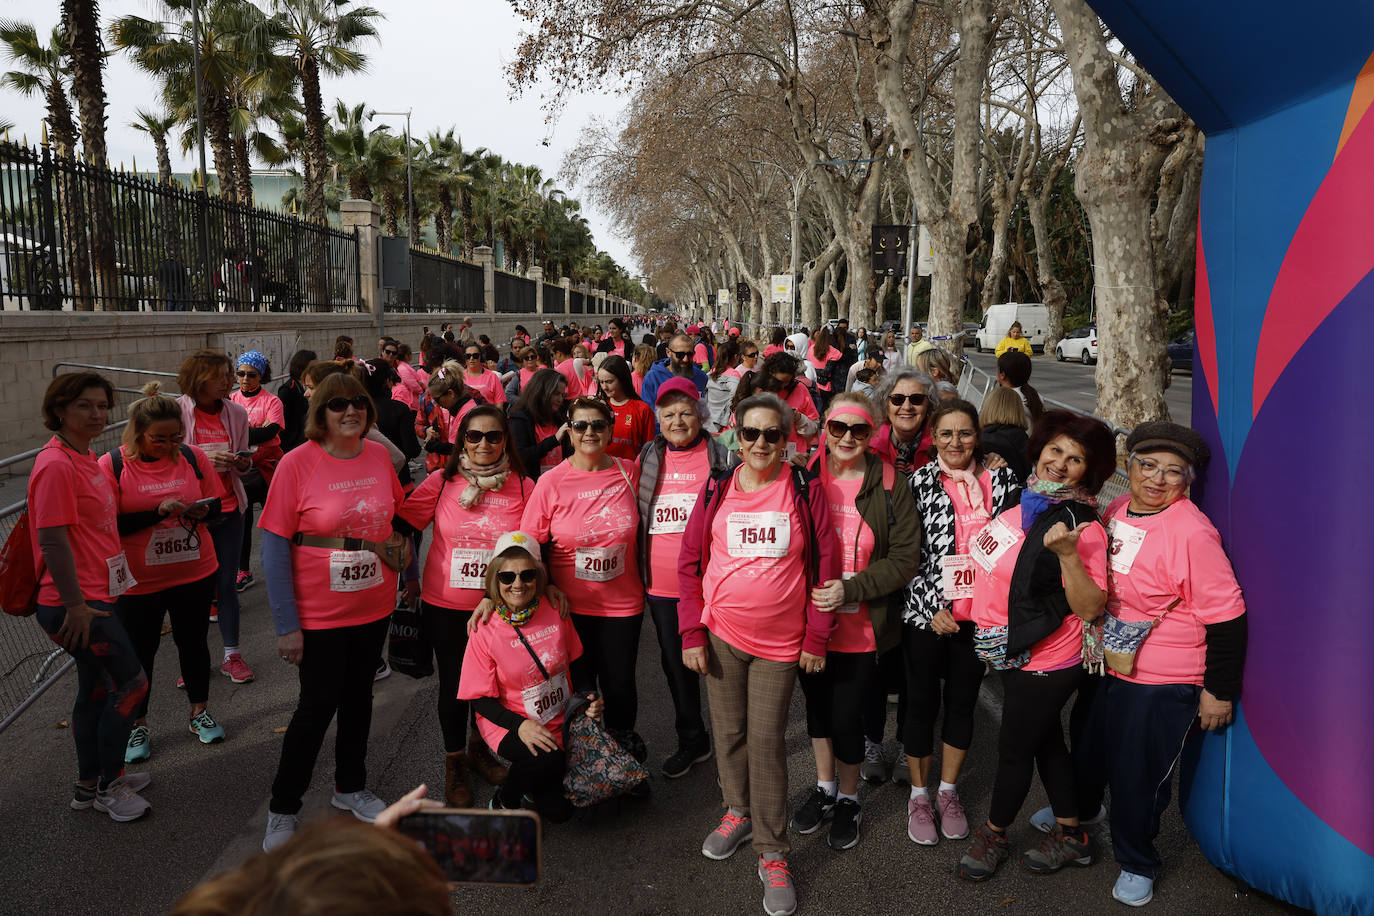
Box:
[1,0,638,271]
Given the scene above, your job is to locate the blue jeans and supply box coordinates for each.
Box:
[209,510,245,648]
[35,601,148,785]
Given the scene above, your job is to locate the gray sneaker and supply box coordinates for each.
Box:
[757,854,797,916]
[702,810,753,860]
[860,740,890,784]
[891,742,912,786]
[331,788,387,822]
[263,811,300,852]
[93,780,150,822]
[1020,824,1096,874]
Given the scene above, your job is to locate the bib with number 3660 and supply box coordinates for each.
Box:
[970,516,1020,573]
[449,547,492,590]
[726,511,790,558]
[522,671,569,725]
[330,549,383,592]
[575,544,626,582]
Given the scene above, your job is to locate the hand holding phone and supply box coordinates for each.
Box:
[396,807,541,887]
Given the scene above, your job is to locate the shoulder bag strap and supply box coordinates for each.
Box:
[178,443,204,480]
[513,624,551,681]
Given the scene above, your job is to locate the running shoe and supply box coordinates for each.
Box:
[235,570,254,592]
[937,788,970,840]
[374,658,391,681]
[94,779,151,822]
[220,653,255,683]
[72,771,151,810]
[662,739,713,779]
[1113,870,1155,907]
[188,710,226,744]
[757,854,797,916]
[114,771,151,794]
[1020,823,1096,874]
[907,794,939,845]
[791,786,836,834]
[331,788,386,823]
[860,739,890,784]
[125,724,151,763]
[891,742,912,786]
[263,811,299,852]
[957,824,1010,882]
[1030,802,1108,833]
[828,798,862,850]
[701,811,753,860]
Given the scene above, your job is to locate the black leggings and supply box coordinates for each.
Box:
[901,621,986,758]
[798,650,876,765]
[988,665,1085,829]
[863,644,908,745]
[419,601,472,753]
[116,574,215,712]
[496,728,571,821]
[569,613,642,733]
[238,472,269,572]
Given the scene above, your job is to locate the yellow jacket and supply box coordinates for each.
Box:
[995,336,1032,358]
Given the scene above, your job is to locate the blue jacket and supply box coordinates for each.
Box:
[640,358,708,418]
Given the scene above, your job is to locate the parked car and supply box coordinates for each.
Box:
[1167,329,1194,373]
[963,322,980,345]
[1056,325,1098,364]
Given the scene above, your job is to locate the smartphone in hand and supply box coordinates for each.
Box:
[395,808,541,887]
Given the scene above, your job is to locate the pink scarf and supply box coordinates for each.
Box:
[937,457,990,521]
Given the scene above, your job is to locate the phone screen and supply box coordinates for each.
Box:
[396,808,541,886]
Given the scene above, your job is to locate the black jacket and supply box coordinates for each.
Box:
[277,378,309,452]
[981,424,1030,486]
[509,406,570,480]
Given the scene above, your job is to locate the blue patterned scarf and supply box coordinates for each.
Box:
[1020,473,1098,531]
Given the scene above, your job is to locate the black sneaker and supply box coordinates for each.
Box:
[662,739,713,779]
[791,786,836,834]
[612,729,648,763]
[827,797,862,850]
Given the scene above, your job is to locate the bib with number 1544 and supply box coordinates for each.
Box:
[726,511,790,559]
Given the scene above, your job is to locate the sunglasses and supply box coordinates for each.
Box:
[826,420,873,440]
[888,392,927,407]
[325,395,370,412]
[464,352,482,360]
[463,429,506,445]
[670,349,694,359]
[496,569,538,585]
[743,351,759,359]
[383,349,398,357]
[739,426,784,444]
[235,370,259,378]
[569,419,610,433]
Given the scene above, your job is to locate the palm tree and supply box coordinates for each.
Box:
[132,107,177,184]
[61,1,108,166]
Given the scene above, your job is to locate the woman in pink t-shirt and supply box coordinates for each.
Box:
[676,392,839,914]
[230,350,286,593]
[900,399,1020,846]
[461,342,506,406]
[29,372,151,822]
[756,352,820,464]
[257,372,414,852]
[957,411,1115,884]
[796,394,921,852]
[103,385,228,762]
[458,532,601,821]
[519,397,646,760]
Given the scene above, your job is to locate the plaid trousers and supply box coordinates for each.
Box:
[706,631,798,856]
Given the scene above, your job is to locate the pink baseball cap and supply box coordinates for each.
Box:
[727,327,741,337]
[685,324,700,334]
[654,376,700,406]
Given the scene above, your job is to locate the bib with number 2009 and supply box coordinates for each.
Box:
[970,516,1020,573]
[726,511,790,559]
[449,547,492,590]
[330,549,383,592]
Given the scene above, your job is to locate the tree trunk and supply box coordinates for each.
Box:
[436,186,454,253]
[980,170,1014,311]
[153,133,172,185]
[800,239,843,329]
[204,93,237,201]
[233,133,254,206]
[1026,190,1070,352]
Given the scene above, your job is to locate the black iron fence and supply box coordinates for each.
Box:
[390,247,484,312]
[0,140,361,312]
[495,269,535,313]
[570,288,585,314]
[543,281,564,313]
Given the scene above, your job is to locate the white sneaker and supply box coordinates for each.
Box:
[331,788,387,822]
[263,811,300,851]
[94,780,151,822]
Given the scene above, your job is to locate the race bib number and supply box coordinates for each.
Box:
[521,671,570,725]
[106,553,135,597]
[940,554,977,600]
[836,570,860,614]
[726,511,790,559]
[1108,519,1147,575]
[330,549,383,593]
[449,548,492,590]
[575,544,626,582]
[970,517,1020,573]
[648,493,695,535]
[145,527,200,566]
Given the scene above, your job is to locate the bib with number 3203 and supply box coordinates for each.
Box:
[330,549,383,593]
[145,527,200,566]
[575,544,626,582]
[522,671,569,725]
[726,511,790,559]
[970,516,1020,573]
[648,492,695,535]
[449,547,492,590]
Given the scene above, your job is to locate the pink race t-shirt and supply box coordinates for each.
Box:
[631,370,644,396]
[458,602,584,752]
[781,382,819,458]
[969,504,1109,671]
[190,406,237,512]
[534,423,563,472]
[826,475,876,654]
[465,368,506,406]
[257,440,404,629]
[100,445,225,594]
[520,459,644,617]
[399,471,530,611]
[1102,496,1246,686]
[941,469,996,621]
[28,438,128,606]
[701,470,809,662]
[645,442,711,599]
[230,387,285,432]
[555,359,584,398]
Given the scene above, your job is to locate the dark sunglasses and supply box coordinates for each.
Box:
[670,349,694,359]
[739,426,784,444]
[235,370,259,378]
[464,351,482,360]
[383,349,398,357]
[463,429,506,445]
[888,392,927,407]
[743,351,759,359]
[325,395,370,412]
[826,420,873,440]
[496,569,538,585]
[569,419,610,433]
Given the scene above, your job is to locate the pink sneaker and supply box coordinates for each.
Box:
[937,788,970,840]
[220,653,255,684]
[907,794,939,845]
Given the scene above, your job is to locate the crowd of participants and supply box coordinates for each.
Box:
[26,312,1245,915]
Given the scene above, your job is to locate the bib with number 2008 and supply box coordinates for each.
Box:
[940,554,977,600]
[330,549,383,592]
[727,511,790,559]
[575,544,625,582]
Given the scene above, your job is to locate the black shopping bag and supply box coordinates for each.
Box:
[387,601,433,679]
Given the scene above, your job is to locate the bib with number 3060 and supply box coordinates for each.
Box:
[648,492,695,535]
[1107,519,1147,575]
[970,516,1020,573]
[145,527,200,566]
[449,547,492,590]
[940,554,977,600]
[575,544,626,582]
[726,511,790,559]
[330,549,383,592]
[522,671,569,725]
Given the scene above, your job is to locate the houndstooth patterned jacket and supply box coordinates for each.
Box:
[902,463,1020,628]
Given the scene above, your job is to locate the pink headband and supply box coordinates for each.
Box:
[826,404,875,427]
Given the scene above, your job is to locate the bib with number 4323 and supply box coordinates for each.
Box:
[330,549,383,592]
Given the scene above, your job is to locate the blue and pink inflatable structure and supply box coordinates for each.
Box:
[1084,2,1374,913]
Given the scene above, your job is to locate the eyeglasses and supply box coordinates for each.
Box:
[324,395,370,412]
[743,351,759,359]
[826,420,873,440]
[144,434,184,446]
[739,426,784,444]
[496,569,538,585]
[235,370,259,378]
[1130,454,1191,485]
[463,429,506,445]
[934,429,977,443]
[569,419,610,433]
[670,349,694,360]
[383,349,398,357]
[522,353,538,361]
[464,351,482,360]
[888,392,927,407]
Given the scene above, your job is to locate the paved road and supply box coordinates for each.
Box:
[961,352,1192,426]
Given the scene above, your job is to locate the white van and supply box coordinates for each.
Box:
[977,303,1049,354]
